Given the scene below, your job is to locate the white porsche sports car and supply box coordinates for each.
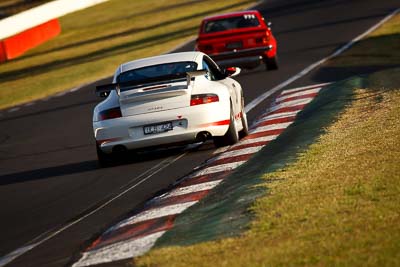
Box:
[93,51,248,166]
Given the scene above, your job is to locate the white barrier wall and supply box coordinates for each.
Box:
[0,0,110,40]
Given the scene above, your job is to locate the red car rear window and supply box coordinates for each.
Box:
[203,14,260,33]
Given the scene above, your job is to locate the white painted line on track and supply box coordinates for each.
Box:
[167,180,223,198]
[275,88,322,103]
[7,107,20,113]
[114,201,198,230]
[268,98,314,113]
[244,7,400,114]
[255,111,300,124]
[0,244,37,267]
[55,91,68,97]
[72,231,166,267]
[69,87,81,92]
[69,81,93,93]
[212,146,263,161]
[23,102,35,107]
[279,82,331,96]
[250,122,293,134]
[232,135,279,146]
[0,152,188,267]
[188,161,246,178]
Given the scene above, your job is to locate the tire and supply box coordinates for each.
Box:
[96,144,114,168]
[264,55,279,70]
[239,98,249,139]
[213,105,239,147]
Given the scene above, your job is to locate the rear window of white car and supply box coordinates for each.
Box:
[204,14,260,33]
[118,61,197,90]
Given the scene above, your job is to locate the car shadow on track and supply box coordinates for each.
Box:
[101,141,215,168]
[0,160,99,186]
[0,143,212,186]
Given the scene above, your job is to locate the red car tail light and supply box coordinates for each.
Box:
[190,94,219,106]
[98,107,122,121]
[263,30,271,43]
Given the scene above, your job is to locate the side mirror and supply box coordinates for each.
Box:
[96,83,117,98]
[225,67,241,77]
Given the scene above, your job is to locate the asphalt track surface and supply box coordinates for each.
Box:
[0,0,398,266]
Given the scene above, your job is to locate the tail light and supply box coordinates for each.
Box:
[191,94,219,106]
[263,30,271,44]
[98,107,122,121]
[256,31,270,44]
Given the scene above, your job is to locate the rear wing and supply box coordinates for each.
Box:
[95,83,118,97]
[95,70,208,97]
[186,69,207,87]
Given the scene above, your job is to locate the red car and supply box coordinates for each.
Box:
[196,10,278,70]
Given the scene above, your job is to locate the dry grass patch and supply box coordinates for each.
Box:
[250,87,400,266]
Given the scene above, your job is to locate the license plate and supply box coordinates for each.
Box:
[226,41,242,49]
[144,122,173,135]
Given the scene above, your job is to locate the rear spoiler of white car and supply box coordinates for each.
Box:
[95,83,118,97]
[186,70,207,86]
[95,70,208,97]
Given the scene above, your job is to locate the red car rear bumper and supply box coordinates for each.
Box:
[209,45,274,67]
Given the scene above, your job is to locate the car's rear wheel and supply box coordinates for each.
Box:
[96,144,114,168]
[264,55,279,70]
[239,98,249,139]
[213,105,239,147]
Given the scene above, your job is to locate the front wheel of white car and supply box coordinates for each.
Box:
[213,105,239,147]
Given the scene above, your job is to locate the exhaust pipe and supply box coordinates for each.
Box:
[195,131,210,143]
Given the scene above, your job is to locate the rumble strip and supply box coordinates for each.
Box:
[72,83,330,266]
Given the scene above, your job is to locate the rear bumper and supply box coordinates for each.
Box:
[93,102,231,153]
[210,45,273,67]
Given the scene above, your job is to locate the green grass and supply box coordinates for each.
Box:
[0,0,256,110]
[135,14,400,267]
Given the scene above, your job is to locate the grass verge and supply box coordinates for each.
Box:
[0,0,256,110]
[135,13,400,267]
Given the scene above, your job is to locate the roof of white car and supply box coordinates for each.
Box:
[119,52,204,73]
